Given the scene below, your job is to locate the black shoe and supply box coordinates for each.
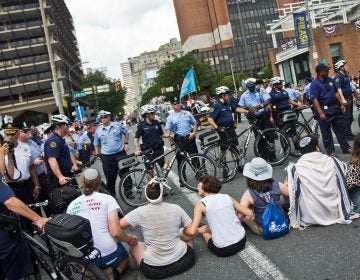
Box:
[343,149,352,155]
[237,166,243,173]
[222,170,228,179]
[269,156,278,163]
[348,134,356,141]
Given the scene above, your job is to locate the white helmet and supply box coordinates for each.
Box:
[215,86,230,95]
[245,78,256,88]
[51,114,70,125]
[140,105,156,116]
[98,110,111,117]
[270,76,284,85]
[334,60,347,70]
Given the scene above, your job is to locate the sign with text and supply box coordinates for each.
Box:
[73,91,86,98]
[293,12,310,49]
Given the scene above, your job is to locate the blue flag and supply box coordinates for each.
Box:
[179,67,197,100]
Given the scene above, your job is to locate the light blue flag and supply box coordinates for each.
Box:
[179,67,197,100]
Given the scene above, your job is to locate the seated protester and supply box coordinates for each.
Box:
[184,176,251,257]
[346,133,360,213]
[286,135,359,228]
[67,169,137,276]
[120,179,195,279]
[239,157,288,235]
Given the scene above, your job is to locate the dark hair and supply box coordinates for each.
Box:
[199,175,222,194]
[246,178,273,193]
[350,133,360,165]
[146,181,161,200]
[299,135,318,155]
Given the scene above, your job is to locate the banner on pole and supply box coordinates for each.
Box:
[293,12,310,49]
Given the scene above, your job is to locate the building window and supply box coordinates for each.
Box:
[330,43,342,65]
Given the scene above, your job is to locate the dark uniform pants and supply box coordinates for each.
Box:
[254,113,276,161]
[101,150,127,196]
[343,97,354,136]
[78,148,91,165]
[318,105,350,153]
[174,135,198,176]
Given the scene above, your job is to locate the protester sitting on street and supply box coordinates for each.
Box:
[67,168,137,277]
[239,157,288,235]
[120,179,195,279]
[184,175,251,257]
[286,135,358,228]
[346,133,360,213]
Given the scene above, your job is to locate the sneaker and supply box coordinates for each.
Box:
[328,152,338,158]
[222,170,229,178]
[343,149,352,154]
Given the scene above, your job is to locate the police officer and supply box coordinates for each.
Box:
[208,86,245,147]
[44,114,77,189]
[74,126,91,164]
[134,105,165,168]
[334,60,355,140]
[238,79,275,161]
[268,77,301,127]
[284,82,302,103]
[310,63,351,156]
[94,110,129,196]
[165,96,198,180]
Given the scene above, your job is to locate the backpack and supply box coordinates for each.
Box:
[253,191,289,239]
[48,185,80,215]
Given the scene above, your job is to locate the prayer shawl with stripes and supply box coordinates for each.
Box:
[287,152,359,229]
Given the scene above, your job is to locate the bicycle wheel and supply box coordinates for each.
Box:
[58,256,107,280]
[204,143,239,183]
[282,122,311,157]
[253,128,290,166]
[118,169,151,207]
[179,153,216,191]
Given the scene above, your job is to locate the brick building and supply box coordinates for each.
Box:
[267,0,360,85]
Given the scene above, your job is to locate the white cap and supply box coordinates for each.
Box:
[83,168,99,180]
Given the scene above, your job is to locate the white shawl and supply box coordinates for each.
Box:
[287,152,359,229]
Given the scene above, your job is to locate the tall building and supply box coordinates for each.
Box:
[0,0,83,119]
[121,38,183,114]
[173,0,282,76]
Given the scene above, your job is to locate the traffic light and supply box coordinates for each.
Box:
[115,80,122,92]
[92,84,98,94]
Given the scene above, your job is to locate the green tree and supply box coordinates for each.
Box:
[260,61,273,79]
[71,70,126,118]
[141,53,212,105]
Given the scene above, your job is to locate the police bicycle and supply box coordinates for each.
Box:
[200,113,291,183]
[0,201,108,280]
[118,139,217,207]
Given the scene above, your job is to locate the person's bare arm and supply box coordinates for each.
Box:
[232,197,253,216]
[183,201,205,237]
[108,210,137,246]
[48,157,69,185]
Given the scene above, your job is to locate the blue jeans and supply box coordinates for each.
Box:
[349,188,360,213]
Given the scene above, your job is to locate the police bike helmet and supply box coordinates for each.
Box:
[245,78,256,88]
[98,110,111,117]
[140,105,156,117]
[215,86,230,95]
[270,76,284,85]
[51,114,70,125]
[334,60,347,70]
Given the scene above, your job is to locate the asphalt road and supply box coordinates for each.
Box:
[42,109,360,279]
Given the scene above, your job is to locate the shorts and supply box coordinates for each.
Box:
[208,236,246,257]
[92,243,128,269]
[139,245,195,279]
[0,238,33,279]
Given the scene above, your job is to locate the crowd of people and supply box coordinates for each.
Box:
[0,60,360,278]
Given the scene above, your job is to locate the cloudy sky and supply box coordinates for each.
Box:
[64,0,180,80]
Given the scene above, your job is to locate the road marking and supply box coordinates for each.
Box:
[167,170,289,280]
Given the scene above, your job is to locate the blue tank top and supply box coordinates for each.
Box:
[248,181,282,226]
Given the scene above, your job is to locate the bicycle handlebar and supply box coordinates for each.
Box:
[28,200,48,209]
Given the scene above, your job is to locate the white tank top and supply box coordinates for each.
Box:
[201,194,245,248]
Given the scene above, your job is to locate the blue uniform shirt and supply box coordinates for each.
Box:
[304,83,312,100]
[334,72,353,97]
[74,132,90,151]
[44,132,72,176]
[94,122,128,155]
[135,120,163,149]
[208,100,236,127]
[310,77,338,105]
[165,110,196,136]
[28,139,44,175]
[285,88,300,101]
[269,88,291,110]
[239,89,270,115]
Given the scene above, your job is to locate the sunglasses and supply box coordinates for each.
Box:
[101,115,109,119]
[172,102,180,105]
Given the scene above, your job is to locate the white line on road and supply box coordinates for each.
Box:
[167,170,289,280]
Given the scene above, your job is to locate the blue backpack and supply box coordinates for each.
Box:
[253,191,289,239]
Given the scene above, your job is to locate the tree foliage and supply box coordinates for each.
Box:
[260,61,273,79]
[74,70,126,117]
[141,53,212,105]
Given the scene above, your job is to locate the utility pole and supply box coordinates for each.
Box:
[305,0,318,67]
[229,58,238,94]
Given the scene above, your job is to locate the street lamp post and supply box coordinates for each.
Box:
[68,61,88,100]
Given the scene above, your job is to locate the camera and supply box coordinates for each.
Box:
[4,141,14,150]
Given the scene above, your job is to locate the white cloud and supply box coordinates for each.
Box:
[64,0,180,79]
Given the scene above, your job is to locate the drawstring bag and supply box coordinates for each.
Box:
[262,201,289,240]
